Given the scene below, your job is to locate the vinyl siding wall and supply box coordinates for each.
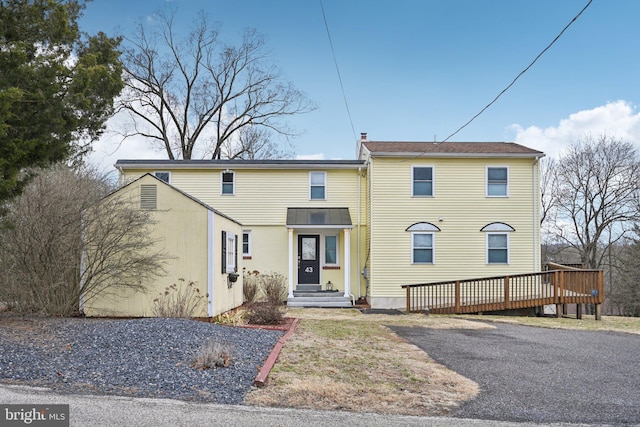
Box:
[367,156,539,306]
[84,175,243,317]
[122,168,369,297]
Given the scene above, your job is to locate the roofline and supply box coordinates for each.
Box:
[115,159,367,170]
[367,152,545,159]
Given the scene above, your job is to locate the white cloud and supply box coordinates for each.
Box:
[86,112,167,177]
[510,100,640,159]
[296,153,325,160]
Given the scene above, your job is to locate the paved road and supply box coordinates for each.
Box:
[0,383,600,427]
[391,322,640,426]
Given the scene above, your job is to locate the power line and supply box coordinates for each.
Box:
[441,0,593,143]
[319,0,358,144]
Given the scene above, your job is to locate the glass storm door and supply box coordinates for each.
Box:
[298,235,320,284]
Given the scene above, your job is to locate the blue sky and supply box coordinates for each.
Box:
[79,0,640,170]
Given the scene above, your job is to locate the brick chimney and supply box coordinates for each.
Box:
[360,132,367,141]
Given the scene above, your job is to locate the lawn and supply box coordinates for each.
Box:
[245,309,640,416]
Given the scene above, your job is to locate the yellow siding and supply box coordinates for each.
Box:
[213,214,244,315]
[84,175,243,317]
[123,167,368,298]
[124,168,366,227]
[368,157,539,302]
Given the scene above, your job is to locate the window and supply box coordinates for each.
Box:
[325,235,338,265]
[242,231,251,258]
[487,233,509,264]
[153,171,170,183]
[412,232,434,264]
[221,171,235,195]
[310,172,326,200]
[487,167,508,197]
[412,166,433,196]
[221,231,237,273]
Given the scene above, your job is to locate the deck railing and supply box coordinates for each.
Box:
[402,270,604,317]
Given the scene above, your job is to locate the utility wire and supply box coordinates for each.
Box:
[320,0,358,144]
[441,0,593,143]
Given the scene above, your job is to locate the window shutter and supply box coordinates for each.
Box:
[221,231,227,273]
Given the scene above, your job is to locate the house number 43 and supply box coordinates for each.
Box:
[305,266,314,273]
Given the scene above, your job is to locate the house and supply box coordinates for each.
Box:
[82,174,244,317]
[91,135,543,315]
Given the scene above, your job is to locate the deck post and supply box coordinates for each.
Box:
[576,304,582,319]
[504,276,511,309]
[455,281,460,312]
[406,286,410,313]
[595,303,602,321]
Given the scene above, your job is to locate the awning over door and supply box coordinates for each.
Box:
[286,208,352,228]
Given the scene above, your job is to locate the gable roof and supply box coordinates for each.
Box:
[360,141,544,158]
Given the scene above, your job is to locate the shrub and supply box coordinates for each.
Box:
[245,302,284,325]
[260,272,287,306]
[243,270,260,303]
[152,279,204,318]
[191,339,234,369]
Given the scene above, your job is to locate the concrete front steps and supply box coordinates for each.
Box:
[287,289,352,308]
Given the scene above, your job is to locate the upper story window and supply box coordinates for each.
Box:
[412,166,433,196]
[310,171,326,200]
[221,171,235,195]
[487,166,508,197]
[154,171,170,183]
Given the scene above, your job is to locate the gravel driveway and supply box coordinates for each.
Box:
[390,322,640,426]
[0,317,283,404]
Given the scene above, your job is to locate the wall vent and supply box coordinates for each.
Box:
[140,185,157,210]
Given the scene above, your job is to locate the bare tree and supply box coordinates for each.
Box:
[549,135,640,269]
[0,165,167,316]
[117,9,315,160]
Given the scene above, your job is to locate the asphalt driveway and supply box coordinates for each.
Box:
[390,322,640,425]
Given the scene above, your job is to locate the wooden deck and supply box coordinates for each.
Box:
[402,269,604,320]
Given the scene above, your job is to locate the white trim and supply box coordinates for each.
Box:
[220,170,235,195]
[286,224,353,230]
[309,171,327,200]
[343,228,351,297]
[153,171,171,184]
[411,165,435,197]
[533,159,540,272]
[288,229,294,298]
[411,231,435,264]
[487,232,510,264]
[486,165,509,197]
[207,211,214,317]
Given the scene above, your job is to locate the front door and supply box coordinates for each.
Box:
[298,235,320,284]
